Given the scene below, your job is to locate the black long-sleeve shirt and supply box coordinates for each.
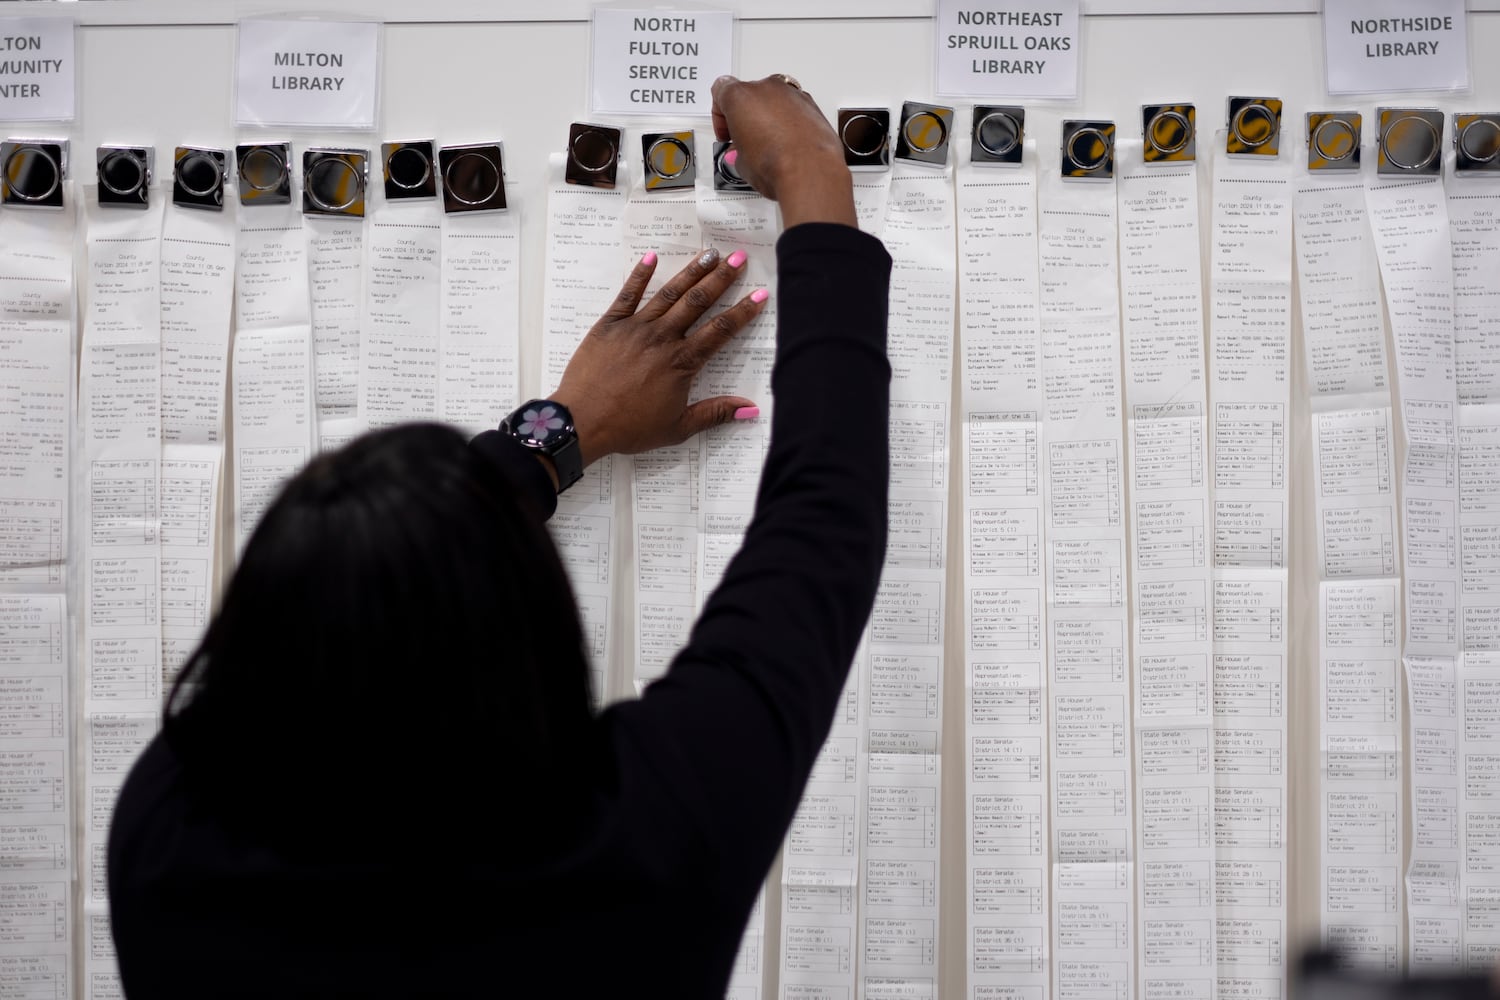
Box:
[108,222,892,997]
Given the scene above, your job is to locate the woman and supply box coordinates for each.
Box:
[108,75,891,996]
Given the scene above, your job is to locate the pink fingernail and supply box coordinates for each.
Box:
[750,288,769,304]
[727,250,747,269]
[734,406,760,421]
[641,251,657,266]
[724,149,739,167]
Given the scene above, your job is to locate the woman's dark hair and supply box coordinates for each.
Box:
[165,423,592,849]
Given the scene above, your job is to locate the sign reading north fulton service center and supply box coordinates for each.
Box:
[591,9,734,116]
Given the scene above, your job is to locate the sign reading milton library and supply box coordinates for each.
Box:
[935,0,1080,100]
[1323,0,1469,95]
[236,18,380,129]
[591,9,734,116]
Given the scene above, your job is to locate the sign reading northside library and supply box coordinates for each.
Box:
[0,18,75,122]
[934,0,1079,100]
[236,19,380,129]
[1323,0,1469,95]
[591,9,734,116]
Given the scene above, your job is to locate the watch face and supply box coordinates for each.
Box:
[516,403,568,444]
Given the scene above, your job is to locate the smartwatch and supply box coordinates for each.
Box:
[500,399,583,493]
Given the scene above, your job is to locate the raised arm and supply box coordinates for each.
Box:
[604,76,891,889]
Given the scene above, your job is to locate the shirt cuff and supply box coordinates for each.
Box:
[469,429,559,521]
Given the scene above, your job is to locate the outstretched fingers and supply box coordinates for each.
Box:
[679,287,769,370]
[600,251,659,323]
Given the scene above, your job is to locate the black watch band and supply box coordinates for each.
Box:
[500,399,584,493]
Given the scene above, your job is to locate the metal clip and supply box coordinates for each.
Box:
[97,145,153,208]
[566,123,621,188]
[641,131,695,192]
[1061,120,1115,179]
[1306,113,1362,171]
[439,142,507,214]
[302,148,368,218]
[1455,113,1500,176]
[895,102,953,166]
[970,106,1024,166]
[1377,108,1443,176]
[1142,104,1195,163]
[172,146,226,211]
[381,140,437,201]
[837,108,891,171]
[1,139,68,209]
[712,141,753,193]
[236,142,292,207]
[1226,97,1283,157]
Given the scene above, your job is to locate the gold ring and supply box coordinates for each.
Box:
[774,74,802,91]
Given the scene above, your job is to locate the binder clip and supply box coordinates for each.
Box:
[1377,108,1443,176]
[97,146,153,208]
[172,146,226,210]
[837,108,891,170]
[970,106,1024,165]
[236,142,292,207]
[302,148,368,218]
[381,140,437,201]
[1061,120,1114,179]
[1,139,67,209]
[896,102,953,166]
[1455,113,1500,175]
[439,142,507,214]
[1226,97,1282,157]
[565,123,621,188]
[712,141,753,192]
[1142,104,1195,163]
[1306,113,1361,171]
[641,131,695,191]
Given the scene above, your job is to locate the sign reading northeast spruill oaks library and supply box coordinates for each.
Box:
[934,0,1079,100]
[0,18,75,122]
[591,9,733,116]
[1324,0,1469,95]
[236,19,379,129]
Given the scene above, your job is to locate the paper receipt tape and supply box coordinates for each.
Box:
[237,143,292,207]
[1377,108,1443,177]
[438,142,507,214]
[1226,97,1283,157]
[173,146,227,211]
[566,123,622,188]
[302,148,368,218]
[1455,113,1500,175]
[1,138,68,209]
[971,106,1024,166]
[1306,112,1362,172]
[97,145,153,208]
[1142,104,1195,163]
[1061,120,1115,180]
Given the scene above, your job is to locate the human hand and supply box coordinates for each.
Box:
[551,248,768,469]
[710,74,856,229]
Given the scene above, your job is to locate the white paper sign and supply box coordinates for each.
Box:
[236,19,379,129]
[0,17,76,122]
[591,9,733,116]
[1323,0,1469,95]
[934,0,1079,100]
